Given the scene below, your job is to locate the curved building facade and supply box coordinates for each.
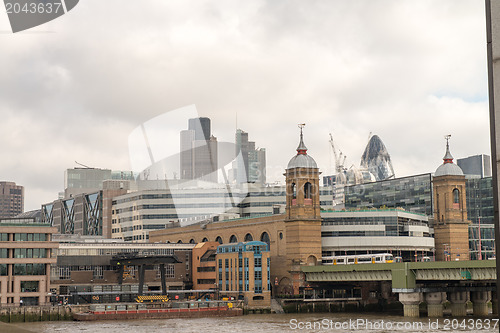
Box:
[321,209,434,261]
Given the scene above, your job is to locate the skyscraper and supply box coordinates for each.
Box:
[234,129,266,184]
[0,181,24,218]
[360,134,395,181]
[457,154,492,178]
[180,117,218,183]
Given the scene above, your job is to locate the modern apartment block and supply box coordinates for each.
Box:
[0,181,24,218]
[0,217,58,305]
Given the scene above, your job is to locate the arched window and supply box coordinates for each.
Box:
[229,235,238,243]
[202,237,208,242]
[453,189,460,203]
[244,233,253,241]
[453,188,460,209]
[292,183,296,199]
[177,240,183,243]
[260,232,270,248]
[189,239,195,244]
[215,236,223,244]
[304,182,312,199]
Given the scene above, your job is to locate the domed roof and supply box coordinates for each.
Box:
[434,135,463,177]
[287,154,318,169]
[287,125,318,169]
[435,163,464,177]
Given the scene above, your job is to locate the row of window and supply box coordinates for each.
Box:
[0,233,48,242]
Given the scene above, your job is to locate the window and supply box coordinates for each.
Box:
[453,188,460,203]
[244,233,253,242]
[216,236,223,245]
[20,281,39,292]
[229,235,237,243]
[165,264,175,278]
[14,264,45,276]
[254,258,262,268]
[304,182,312,199]
[260,232,270,248]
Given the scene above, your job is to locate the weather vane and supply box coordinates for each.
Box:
[445,134,451,147]
[298,123,305,134]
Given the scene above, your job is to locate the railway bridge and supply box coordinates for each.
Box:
[302,261,496,317]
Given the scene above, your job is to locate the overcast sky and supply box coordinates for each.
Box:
[0,0,490,211]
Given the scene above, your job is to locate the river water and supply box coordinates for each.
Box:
[14,313,499,332]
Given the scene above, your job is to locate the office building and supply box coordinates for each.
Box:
[180,117,218,183]
[216,241,271,308]
[192,242,218,290]
[465,176,495,260]
[234,129,266,184]
[43,180,130,238]
[344,173,433,216]
[64,168,134,199]
[0,217,58,305]
[321,209,434,261]
[457,154,491,178]
[0,181,24,218]
[360,134,395,181]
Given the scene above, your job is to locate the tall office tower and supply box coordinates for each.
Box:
[457,154,492,178]
[180,118,218,183]
[0,181,24,218]
[235,129,266,184]
[180,130,195,180]
[189,117,211,140]
[360,134,395,181]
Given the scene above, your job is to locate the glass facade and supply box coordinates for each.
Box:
[466,177,495,260]
[344,173,433,216]
[14,264,46,275]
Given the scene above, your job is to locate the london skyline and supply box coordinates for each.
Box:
[0,1,490,211]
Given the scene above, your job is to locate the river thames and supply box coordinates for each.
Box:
[12,313,499,332]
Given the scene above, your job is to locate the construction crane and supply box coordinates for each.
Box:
[328,133,347,175]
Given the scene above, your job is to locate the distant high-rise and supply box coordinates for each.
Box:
[360,134,395,181]
[457,154,491,178]
[234,129,266,184]
[0,181,24,218]
[64,168,134,199]
[180,117,218,183]
[189,117,211,140]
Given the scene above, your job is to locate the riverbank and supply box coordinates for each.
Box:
[0,305,88,323]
